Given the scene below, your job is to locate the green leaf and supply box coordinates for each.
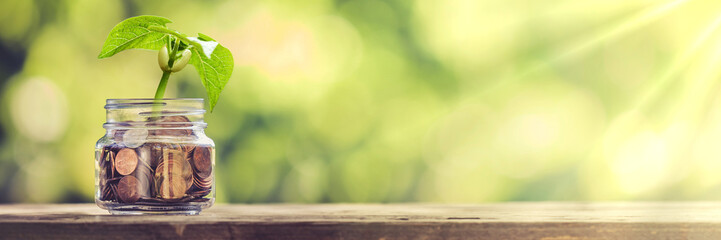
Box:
[188,36,234,112]
[197,33,216,42]
[188,36,218,59]
[98,15,172,59]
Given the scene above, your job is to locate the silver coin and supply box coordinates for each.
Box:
[122,129,148,148]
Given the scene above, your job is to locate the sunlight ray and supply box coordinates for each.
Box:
[589,14,721,178]
[544,0,690,67]
[633,11,721,112]
[672,34,721,123]
[475,0,691,96]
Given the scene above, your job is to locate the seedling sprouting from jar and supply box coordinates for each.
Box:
[98,15,234,111]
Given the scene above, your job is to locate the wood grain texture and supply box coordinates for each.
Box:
[1,203,721,239]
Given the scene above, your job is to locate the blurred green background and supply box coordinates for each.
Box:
[1,0,721,203]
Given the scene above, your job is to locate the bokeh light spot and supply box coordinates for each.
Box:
[10,77,69,142]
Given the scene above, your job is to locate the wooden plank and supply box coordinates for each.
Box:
[1,203,721,239]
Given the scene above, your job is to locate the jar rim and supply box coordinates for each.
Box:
[105,98,205,110]
[104,98,206,130]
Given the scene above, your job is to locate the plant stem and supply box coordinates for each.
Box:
[154,71,171,99]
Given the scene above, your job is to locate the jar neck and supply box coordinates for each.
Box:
[103,98,207,131]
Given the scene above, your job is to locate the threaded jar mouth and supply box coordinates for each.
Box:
[105,98,205,110]
[104,98,207,130]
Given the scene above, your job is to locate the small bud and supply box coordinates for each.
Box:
[158,45,170,71]
[171,49,192,72]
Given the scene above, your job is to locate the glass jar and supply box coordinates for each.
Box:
[95,98,215,215]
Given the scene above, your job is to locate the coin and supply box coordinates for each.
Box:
[122,128,148,148]
[133,162,153,198]
[149,115,193,137]
[192,173,213,191]
[108,147,117,178]
[189,190,211,198]
[105,176,122,184]
[135,145,155,170]
[117,175,141,203]
[191,146,212,179]
[99,149,110,174]
[110,183,120,202]
[188,189,211,198]
[156,178,188,200]
[99,162,108,181]
[101,184,113,201]
[102,146,115,167]
[115,148,138,175]
[147,143,165,168]
[101,177,121,201]
[154,149,193,199]
[149,143,184,166]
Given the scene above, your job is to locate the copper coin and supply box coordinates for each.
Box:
[99,152,107,169]
[101,184,113,201]
[192,174,212,190]
[99,163,108,180]
[149,115,192,136]
[149,143,183,166]
[110,183,120,202]
[191,146,212,178]
[101,177,120,201]
[115,148,138,175]
[103,148,115,167]
[109,149,116,178]
[165,148,192,180]
[117,175,141,203]
[154,149,193,199]
[156,178,187,200]
[188,189,211,198]
[155,169,189,199]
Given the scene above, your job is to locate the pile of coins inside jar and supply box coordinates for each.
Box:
[97,116,213,204]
